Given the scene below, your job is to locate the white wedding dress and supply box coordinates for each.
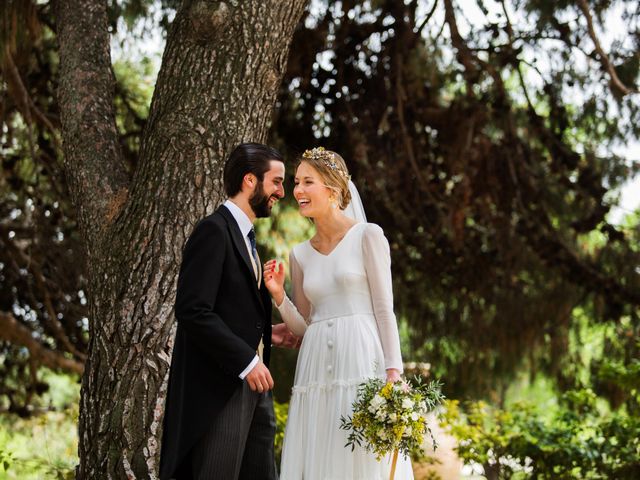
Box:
[276,222,414,480]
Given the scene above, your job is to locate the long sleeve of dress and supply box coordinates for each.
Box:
[362,224,404,372]
[275,249,310,336]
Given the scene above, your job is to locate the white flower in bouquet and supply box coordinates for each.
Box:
[402,398,414,409]
[340,375,444,479]
[370,394,386,410]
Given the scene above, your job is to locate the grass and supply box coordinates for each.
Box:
[0,371,79,480]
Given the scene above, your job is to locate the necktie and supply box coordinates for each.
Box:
[248,228,264,361]
[247,228,261,283]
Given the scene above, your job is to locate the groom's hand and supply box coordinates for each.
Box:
[246,361,274,393]
[272,323,302,349]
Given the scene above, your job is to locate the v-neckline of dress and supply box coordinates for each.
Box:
[307,222,362,258]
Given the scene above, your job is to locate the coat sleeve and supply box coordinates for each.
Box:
[174,220,257,377]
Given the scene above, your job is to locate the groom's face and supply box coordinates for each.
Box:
[250,160,285,218]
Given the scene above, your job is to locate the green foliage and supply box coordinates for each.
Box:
[0,446,14,475]
[0,371,78,479]
[255,202,315,263]
[112,58,155,167]
[273,400,288,466]
[441,389,640,479]
[597,358,640,391]
[272,0,640,399]
[2,0,639,414]
[107,0,177,32]
[37,371,80,410]
[587,313,640,412]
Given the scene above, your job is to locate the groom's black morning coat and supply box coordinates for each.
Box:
[159,205,273,480]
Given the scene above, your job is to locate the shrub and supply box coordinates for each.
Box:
[441,389,640,479]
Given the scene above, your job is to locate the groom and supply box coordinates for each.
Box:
[160,143,295,480]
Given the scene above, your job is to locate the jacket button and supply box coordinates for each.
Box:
[327,340,334,348]
[256,323,262,329]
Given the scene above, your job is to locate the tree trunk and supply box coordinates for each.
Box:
[57,0,308,477]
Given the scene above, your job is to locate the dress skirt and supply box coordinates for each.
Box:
[279,314,413,480]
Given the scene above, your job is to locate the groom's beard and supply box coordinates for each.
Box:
[250,181,276,218]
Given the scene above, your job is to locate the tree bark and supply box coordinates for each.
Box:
[57,0,308,477]
[56,0,130,252]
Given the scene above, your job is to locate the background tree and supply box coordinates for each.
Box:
[3,0,307,477]
[1,0,638,476]
[271,0,640,399]
[0,0,165,413]
[1,0,88,413]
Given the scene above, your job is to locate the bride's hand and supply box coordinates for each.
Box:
[263,259,285,305]
[385,368,402,384]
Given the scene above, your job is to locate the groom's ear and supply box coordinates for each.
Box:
[243,173,257,189]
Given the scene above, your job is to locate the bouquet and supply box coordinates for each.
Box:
[340,376,444,479]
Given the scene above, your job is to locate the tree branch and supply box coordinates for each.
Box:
[3,45,37,159]
[1,236,86,360]
[577,0,637,97]
[2,43,63,148]
[394,54,438,205]
[500,0,536,117]
[442,0,506,99]
[0,311,84,375]
[56,0,130,250]
[415,0,438,36]
[443,0,478,78]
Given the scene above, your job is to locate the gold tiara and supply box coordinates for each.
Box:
[302,147,350,180]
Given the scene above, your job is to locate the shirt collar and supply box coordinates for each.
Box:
[223,199,254,238]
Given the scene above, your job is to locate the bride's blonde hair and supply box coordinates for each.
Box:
[299,147,352,210]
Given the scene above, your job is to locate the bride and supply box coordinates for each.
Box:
[263,147,413,479]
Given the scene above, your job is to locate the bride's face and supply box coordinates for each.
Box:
[294,162,333,218]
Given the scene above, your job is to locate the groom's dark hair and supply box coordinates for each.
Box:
[224,142,284,197]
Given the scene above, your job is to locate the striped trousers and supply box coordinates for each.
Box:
[175,381,277,480]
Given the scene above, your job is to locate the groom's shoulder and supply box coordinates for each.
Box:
[190,210,228,237]
[201,209,225,225]
[200,204,231,226]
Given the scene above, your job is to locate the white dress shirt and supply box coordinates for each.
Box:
[223,200,261,379]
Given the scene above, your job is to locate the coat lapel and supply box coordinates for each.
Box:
[260,281,272,314]
[218,205,265,313]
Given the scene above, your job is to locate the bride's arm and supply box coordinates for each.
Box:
[362,224,404,376]
[267,250,310,336]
